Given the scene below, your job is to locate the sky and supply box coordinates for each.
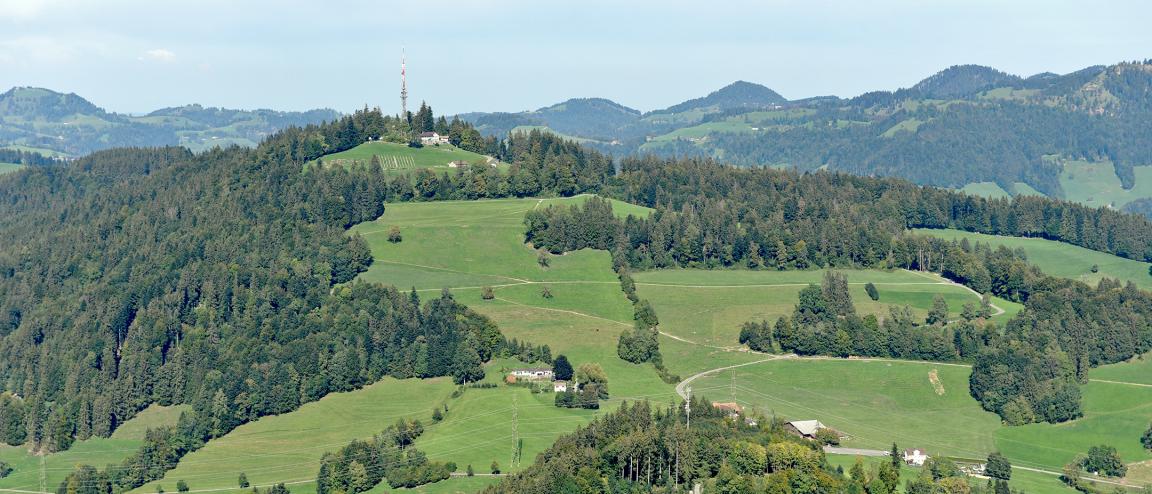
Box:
[1,0,1150,115]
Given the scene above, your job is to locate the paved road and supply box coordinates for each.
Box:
[824,446,889,457]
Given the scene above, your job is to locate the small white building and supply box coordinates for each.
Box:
[419,132,449,145]
[447,160,470,168]
[553,381,568,393]
[903,448,930,467]
[510,368,553,380]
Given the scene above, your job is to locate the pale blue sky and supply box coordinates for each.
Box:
[1,0,1149,115]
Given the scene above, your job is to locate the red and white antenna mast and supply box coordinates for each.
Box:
[400,49,408,117]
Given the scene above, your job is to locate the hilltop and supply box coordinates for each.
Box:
[652,80,787,115]
[0,87,340,156]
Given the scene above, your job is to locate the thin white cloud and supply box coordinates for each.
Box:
[139,48,176,63]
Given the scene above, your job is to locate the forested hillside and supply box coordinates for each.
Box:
[0,107,614,491]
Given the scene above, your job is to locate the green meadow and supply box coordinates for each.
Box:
[1089,353,1152,386]
[0,163,23,175]
[697,357,1149,494]
[917,228,1152,289]
[634,268,1011,350]
[959,182,1011,199]
[134,378,457,494]
[1059,159,1152,208]
[134,196,671,494]
[311,141,495,173]
[0,405,188,493]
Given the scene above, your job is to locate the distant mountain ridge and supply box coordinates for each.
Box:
[0,87,341,156]
[458,60,1152,207]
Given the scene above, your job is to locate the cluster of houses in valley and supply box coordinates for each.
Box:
[508,367,569,393]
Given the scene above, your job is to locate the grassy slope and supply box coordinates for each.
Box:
[137,196,665,494]
[0,163,23,175]
[1011,182,1045,197]
[635,268,1008,350]
[312,142,493,173]
[916,228,1152,289]
[0,405,188,492]
[996,381,1152,474]
[959,182,1011,199]
[134,379,457,494]
[357,197,674,477]
[695,359,1000,456]
[1088,353,1152,386]
[1059,160,1152,208]
[698,358,1148,494]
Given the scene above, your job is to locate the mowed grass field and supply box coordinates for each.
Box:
[0,162,23,175]
[134,378,457,494]
[311,141,495,173]
[959,182,1011,199]
[0,405,188,492]
[917,228,1152,289]
[697,358,1150,494]
[350,196,674,467]
[1059,160,1152,209]
[634,268,1016,355]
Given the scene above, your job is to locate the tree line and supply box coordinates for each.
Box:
[316,418,454,493]
[485,398,1009,494]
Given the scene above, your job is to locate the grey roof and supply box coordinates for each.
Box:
[788,420,825,436]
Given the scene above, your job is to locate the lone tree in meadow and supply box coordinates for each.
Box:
[540,285,553,299]
[537,250,551,268]
[481,286,495,300]
[1141,423,1152,451]
[491,460,501,474]
[176,481,189,493]
[865,282,879,301]
[387,226,402,243]
[238,472,249,488]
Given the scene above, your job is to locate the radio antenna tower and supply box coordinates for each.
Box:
[400,49,409,117]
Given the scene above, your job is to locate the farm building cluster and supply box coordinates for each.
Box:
[507,367,569,393]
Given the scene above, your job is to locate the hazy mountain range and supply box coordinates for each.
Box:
[0,87,340,157]
[7,60,1152,210]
